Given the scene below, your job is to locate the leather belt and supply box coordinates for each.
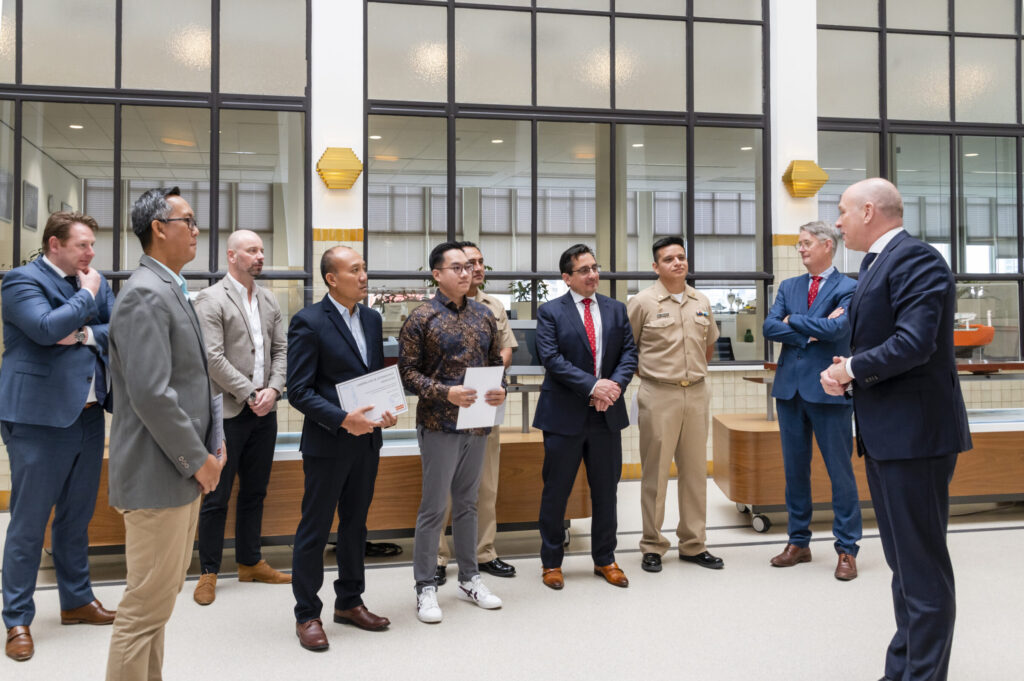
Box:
[83,401,99,410]
[646,376,705,388]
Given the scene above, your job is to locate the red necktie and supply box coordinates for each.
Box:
[582,298,598,376]
[808,275,821,308]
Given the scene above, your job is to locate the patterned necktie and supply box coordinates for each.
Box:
[64,274,79,291]
[859,252,877,275]
[807,275,821,308]
[582,298,598,376]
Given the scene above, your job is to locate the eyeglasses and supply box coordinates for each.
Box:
[437,264,473,275]
[159,217,199,231]
[572,264,601,276]
[795,240,819,251]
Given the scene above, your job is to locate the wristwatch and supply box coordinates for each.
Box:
[247,391,258,403]
[74,330,87,344]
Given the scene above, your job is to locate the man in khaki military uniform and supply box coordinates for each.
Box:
[627,236,724,574]
[435,241,519,584]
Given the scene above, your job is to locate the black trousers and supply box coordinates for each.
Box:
[292,440,380,623]
[538,411,622,568]
[197,406,277,573]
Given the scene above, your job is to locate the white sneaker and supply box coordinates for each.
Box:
[416,585,443,623]
[456,575,502,610]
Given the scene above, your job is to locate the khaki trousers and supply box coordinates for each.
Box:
[106,496,201,681]
[637,379,709,556]
[438,426,501,565]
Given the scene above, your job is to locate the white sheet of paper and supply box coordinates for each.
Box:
[456,366,505,430]
[335,365,408,422]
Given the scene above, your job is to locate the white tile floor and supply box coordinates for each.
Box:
[2,478,1023,680]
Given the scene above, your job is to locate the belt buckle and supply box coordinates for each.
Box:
[680,380,691,387]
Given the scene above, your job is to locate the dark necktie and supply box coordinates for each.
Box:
[65,274,79,291]
[807,275,822,308]
[859,252,877,275]
[582,298,597,376]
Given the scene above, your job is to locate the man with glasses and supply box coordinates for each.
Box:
[763,222,861,580]
[434,241,519,585]
[399,242,508,623]
[534,244,637,590]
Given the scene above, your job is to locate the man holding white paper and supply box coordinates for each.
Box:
[398,242,507,624]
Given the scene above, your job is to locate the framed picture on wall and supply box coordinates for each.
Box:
[0,171,12,221]
[61,201,73,213]
[23,181,39,231]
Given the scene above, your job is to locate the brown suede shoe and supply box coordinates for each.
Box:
[194,573,218,605]
[835,553,858,581]
[333,604,390,631]
[5,626,32,661]
[593,562,629,588]
[60,599,115,625]
[542,567,564,590]
[770,543,812,568]
[238,559,291,584]
[296,618,329,651]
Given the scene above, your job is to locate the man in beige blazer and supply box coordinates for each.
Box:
[192,230,289,605]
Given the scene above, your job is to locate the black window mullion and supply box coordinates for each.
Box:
[879,0,889,178]
[113,103,122,277]
[115,0,122,90]
[209,0,221,273]
[685,0,695,272]
[531,118,538,317]
[304,0,313,306]
[12,98,21,265]
[446,1,456,241]
[14,0,21,86]
[949,133,959,273]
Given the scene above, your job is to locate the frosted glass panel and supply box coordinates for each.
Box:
[891,134,951,254]
[955,0,1015,34]
[0,3,14,84]
[24,0,115,87]
[887,34,949,121]
[693,23,762,114]
[818,30,879,118]
[817,0,877,26]
[368,3,447,102]
[537,14,610,109]
[456,10,531,106]
[625,1,685,15]
[122,0,210,92]
[460,0,530,5]
[955,38,1015,123]
[539,0,608,9]
[693,0,761,20]
[615,19,685,111]
[959,136,1016,274]
[221,0,307,96]
[886,0,947,31]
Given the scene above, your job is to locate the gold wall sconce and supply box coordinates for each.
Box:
[782,160,829,198]
[317,147,363,189]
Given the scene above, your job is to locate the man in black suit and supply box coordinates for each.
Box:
[287,246,397,651]
[822,178,971,681]
[534,244,637,590]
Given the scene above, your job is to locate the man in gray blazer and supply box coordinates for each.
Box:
[193,229,289,605]
[105,187,225,681]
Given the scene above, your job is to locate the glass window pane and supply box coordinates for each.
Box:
[887,34,950,121]
[891,134,951,264]
[0,102,12,269]
[693,128,762,273]
[955,0,1015,34]
[693,0,761,21]
[536,122,609,273]
[460,0,531,5]
[221,0,307,96]
[624,1,685,16]
[0,3,14,84]
[21,103,114,269]
[368,3,447,102]
[696,280,763,361]
[955,282,1019,360]
[817,0,878,26]
[959,137,1016,275]
[456,9,531,106]
[817,131,881,272]
[24,0,114,88]
[539,0,609,9]
[615,18,685,111]
[366,115,447,272]
[622,125,686,272]
[121,106,212,272]
[537,14,610,109]
[693,23,762,114]
[122,0,210,92]
[219,110,305,272]
[818,30,879,118]
[886,0,948,31]
[955,37,1015,124]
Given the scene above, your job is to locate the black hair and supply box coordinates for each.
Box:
[559,243,595,275]
[652,236,685,263]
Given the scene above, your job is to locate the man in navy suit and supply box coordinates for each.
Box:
[763,220,862,580]
[534,244,637,590]
[1,212,116,661]
[287,246,397,651]
[822,178,971,681]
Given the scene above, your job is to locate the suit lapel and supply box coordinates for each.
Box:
[221,278,255,344]
[324,296,368,370]
[34,256,77,299]
[807,272,838,316]
[851,231,906,331]
[561,293,592,355]
[596,294,615,374]
[796,273,810,314]
[358,303,381,368]
[140,256,207,371]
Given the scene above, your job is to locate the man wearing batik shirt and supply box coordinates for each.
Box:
[398,242,507,624]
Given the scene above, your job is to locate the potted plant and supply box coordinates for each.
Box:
[508,279,549,319]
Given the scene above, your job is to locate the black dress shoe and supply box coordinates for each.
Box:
[679,550,724,569]
[641,553,662,573]
[478,558,516,577]
[434,565,447,586]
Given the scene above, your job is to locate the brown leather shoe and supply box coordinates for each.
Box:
[238,559,291,584]
[60,599,115,625]
[542,567,564,590]
[296,618,329,651]
[194,573,217,605]
[5,626,33,661]
[835,553,858,581]
[770,543,812,568]
[593,562,629,588]
[333,604,390,631]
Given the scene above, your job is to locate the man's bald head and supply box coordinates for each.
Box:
[836,177,904,252]
[320,245,360,285]
[227,229,260,252]
[846,178,903,220]
[226,229,265,283]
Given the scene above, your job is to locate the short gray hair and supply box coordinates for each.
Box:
[131,186,180,250]
[799,220,841,257]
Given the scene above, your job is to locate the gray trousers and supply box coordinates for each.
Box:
[413,427,487,590]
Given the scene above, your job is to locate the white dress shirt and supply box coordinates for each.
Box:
[42,254,98,402]
[328,295,368,366]
[569,289,602,375]
[227,273,265,388]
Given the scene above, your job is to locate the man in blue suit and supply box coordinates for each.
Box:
[823,178,971,681]
[1,212,116,661]
[534,244,638,590]
[763,220,861,581]
[287,246,397,651]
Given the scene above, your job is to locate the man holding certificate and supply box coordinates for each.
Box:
[399,242,507,624]
[287,246,397,651]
